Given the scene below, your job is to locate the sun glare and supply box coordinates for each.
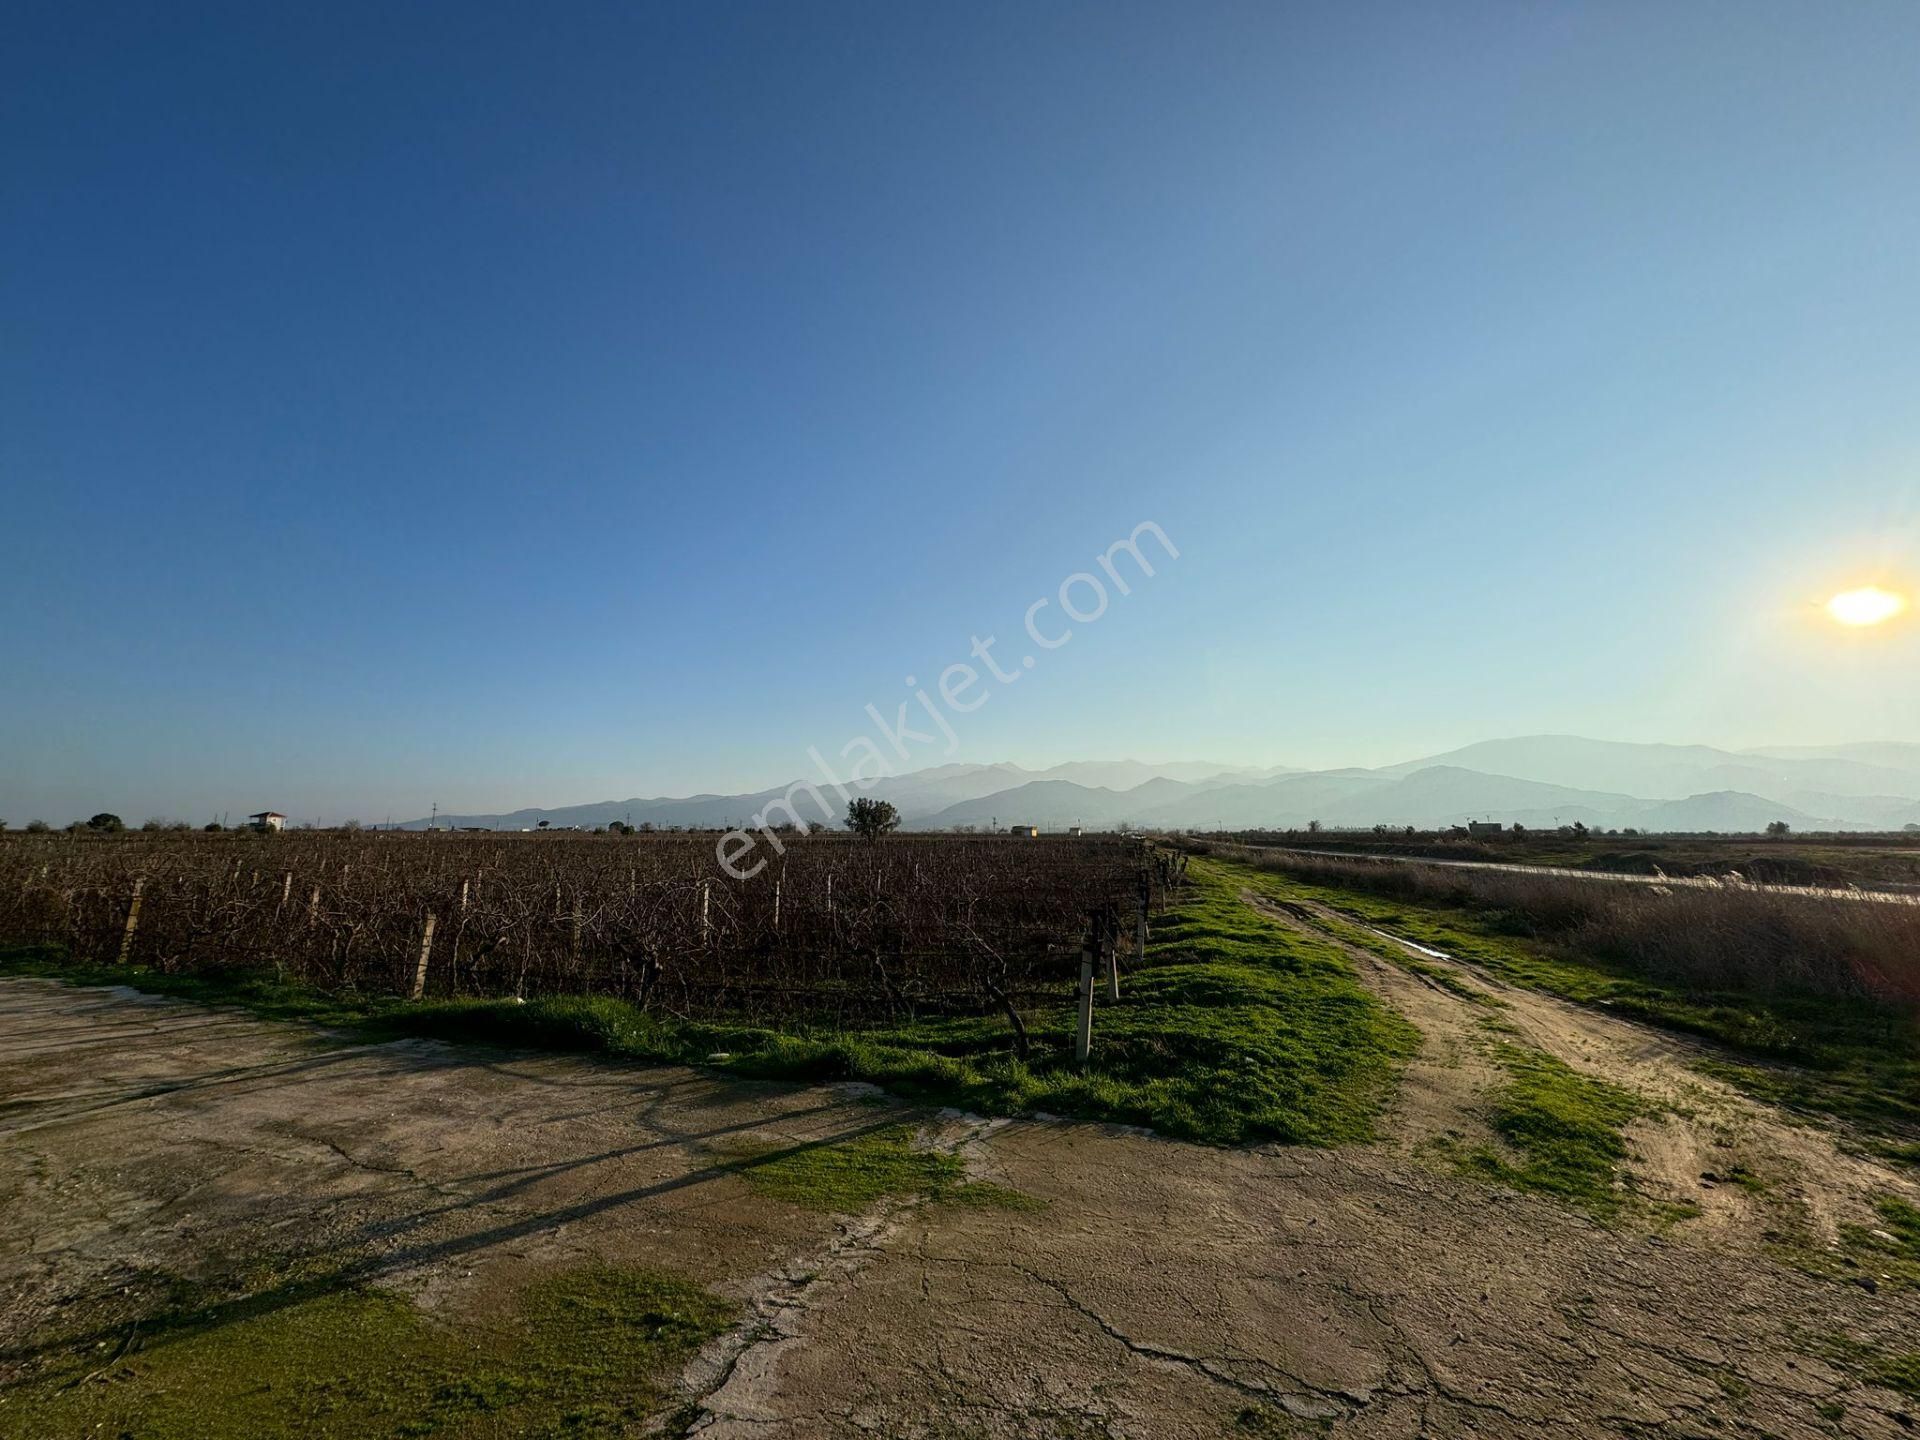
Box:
[1825,585,1909,627]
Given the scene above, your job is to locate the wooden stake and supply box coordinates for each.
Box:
[1076,947,1095,1065]
[411,912,437,1000]
[1105,915,1120,1002]
[700,881,711,943]
[117,877,145,965]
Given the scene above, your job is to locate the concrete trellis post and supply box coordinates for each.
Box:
[1076,943,1095,1065]
[1105,912,1120,1002]
[410,913,437,1000]
[700,881,711,944]
[117,876,146,965]
[279,871,293,913]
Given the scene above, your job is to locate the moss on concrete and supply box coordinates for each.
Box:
[0,1262,730,1439]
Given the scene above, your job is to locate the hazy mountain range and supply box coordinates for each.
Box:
[398,738,1920,834]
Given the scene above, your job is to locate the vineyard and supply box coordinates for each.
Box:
[0,831,1179,1026]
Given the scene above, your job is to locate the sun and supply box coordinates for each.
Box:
[1826,585,1909,627]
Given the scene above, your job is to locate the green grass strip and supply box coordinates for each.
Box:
[1461,1043,1643,1219]
[2,859,1414,1148]
[715,1125,1043,1213]
[0,1262,730,1440]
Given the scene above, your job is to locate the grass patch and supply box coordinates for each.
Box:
[715,1125,1040,1213]
[1801,1332,1920,1399]
[1262,895,1502,1008]
[1233,1402,1333,1434]
[1865,1139,1920,1167]
[1832,1194,1920,1290]
[1718,1163,1770,1194]
[1761,1190,1920,1294]
[1457,1043,1644,1219]
[0,1261,730,1439]
[945,1179,1049,1211]
[0,860,1414,1148]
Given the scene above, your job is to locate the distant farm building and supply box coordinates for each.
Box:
[1010,825,1039,838]
[249,811,287,832]
[1067,826,1083,837]
[1467,820,1504,837]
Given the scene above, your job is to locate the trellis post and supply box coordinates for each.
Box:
[411,912,437,1000]
[1104,908,1120,1002]
[117,876,145,965]
[1075,923,1095,1066]
[1136,871,1150,958]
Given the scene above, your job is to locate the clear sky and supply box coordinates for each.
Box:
[5,1,1917,825]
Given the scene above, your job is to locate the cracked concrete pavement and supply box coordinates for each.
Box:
[3,974,1918,1438]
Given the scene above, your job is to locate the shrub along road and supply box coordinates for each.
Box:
[3,861,1920,1437]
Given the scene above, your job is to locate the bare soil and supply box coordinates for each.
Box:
[4,948,1919,1437]
[1241,890,1920,1253]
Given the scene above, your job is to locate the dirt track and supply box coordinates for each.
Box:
[1241,889,1920,1253]
[1246,844,1920,906]
[4,953,1920,1437]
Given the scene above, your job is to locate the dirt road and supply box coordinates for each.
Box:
[1247,844,1920,906]
[1241,890,1920,1254]
[4,965,1919,1438]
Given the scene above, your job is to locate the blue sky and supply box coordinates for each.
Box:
[4,1,1917,824]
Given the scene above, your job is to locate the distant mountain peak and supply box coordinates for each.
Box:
[397,739,1917,834]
